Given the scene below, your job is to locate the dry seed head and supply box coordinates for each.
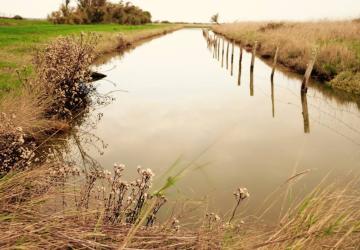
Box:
[234,187,250,200]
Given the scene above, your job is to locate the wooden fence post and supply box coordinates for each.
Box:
[231,40,235,76]
[301,92,310,133]
[250,41,258,72]
[207,33,211,48]
[221,38,225,67]
[250,70,254,96]
[217,37,221,60]
[301,48,318,93]
[271,46,279,80]
[213,35,216,58]
[238,47,243,85]
[271,77,275,117]
[226,41,230,69]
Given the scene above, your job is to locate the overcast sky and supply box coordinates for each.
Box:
[0,0,359,22]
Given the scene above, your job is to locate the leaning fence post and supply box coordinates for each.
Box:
[301,48,318,93]
[250,41,258,72]
[301,92,310,133]
[271,46,279,80]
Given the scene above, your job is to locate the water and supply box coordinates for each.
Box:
[71,29,360,221]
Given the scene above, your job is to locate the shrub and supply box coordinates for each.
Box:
[13,15,23,20]
[48,0,152,25]
[34,34,98,119]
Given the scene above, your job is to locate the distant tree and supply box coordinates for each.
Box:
[211,13,219,24]
[49,0,151,25]
[61,0,71,18]
[13,15,23,20]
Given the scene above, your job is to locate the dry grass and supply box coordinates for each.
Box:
[225,177,360,249]
[213,21,360,94]
[1,163,360,249]
[0,84,53,174]
[0,164,221,249]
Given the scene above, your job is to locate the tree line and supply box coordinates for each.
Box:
[48,0,152,25]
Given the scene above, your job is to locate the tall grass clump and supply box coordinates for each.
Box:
[0,80,54,174]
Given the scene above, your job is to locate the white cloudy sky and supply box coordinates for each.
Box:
[0,0,359,22]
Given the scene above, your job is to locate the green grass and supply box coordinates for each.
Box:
[0,18,172,90]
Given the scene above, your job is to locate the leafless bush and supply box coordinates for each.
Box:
[34,33,98,119]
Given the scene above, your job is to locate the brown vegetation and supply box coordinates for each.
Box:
[213,21,360,94]
[49,0,151,25]
[0,163,222,249]
[34,34,98,119]
[1,161,360,249]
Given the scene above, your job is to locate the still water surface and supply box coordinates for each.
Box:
[71,29,360,221]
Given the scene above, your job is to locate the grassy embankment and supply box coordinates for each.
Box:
[0,18,179,91]
[213,21,360,95]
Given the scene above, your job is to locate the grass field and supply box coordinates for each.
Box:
[0,18,174,90]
